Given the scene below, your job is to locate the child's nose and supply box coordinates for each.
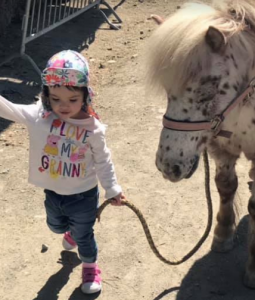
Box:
[60,102,69,108]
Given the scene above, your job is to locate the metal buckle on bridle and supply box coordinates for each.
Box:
[210,115,224,135]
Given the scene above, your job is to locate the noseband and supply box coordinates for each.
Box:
[163,78,255,138]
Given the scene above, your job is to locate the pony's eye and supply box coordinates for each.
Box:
[198,93,216,104]
[196,84,217,103]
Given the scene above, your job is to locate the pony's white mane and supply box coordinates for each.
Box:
[147,0,255,95]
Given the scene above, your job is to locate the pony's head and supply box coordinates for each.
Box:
[147,0,255,182]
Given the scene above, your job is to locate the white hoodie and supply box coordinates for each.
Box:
[0,95,122,198]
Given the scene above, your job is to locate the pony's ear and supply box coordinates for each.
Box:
[150,14,164,25]
[205,26,226,52]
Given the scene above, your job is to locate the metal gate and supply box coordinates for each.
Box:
[0,0,122,76]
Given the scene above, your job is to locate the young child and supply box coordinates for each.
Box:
[0,50,125,294]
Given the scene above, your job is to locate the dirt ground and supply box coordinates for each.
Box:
[0,0,255,299]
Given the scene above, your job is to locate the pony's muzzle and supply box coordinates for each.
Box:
[156,155,199,182]
[155,154,182,182]
[162,164,183,182]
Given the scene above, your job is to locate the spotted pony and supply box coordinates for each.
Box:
[147,0,255,288]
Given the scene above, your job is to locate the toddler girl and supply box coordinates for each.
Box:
[0,50,125,294]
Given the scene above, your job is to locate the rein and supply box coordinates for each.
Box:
[97,150,212,265]
[163,77,255,138]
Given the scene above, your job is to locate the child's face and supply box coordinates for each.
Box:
[48,86,86,120]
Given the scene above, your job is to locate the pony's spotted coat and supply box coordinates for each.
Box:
[148,0,255,288]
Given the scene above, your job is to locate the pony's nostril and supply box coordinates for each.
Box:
[172,164,181,178]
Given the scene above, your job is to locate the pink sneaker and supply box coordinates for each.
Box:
[62,231,77,250]
[81,263,102,294]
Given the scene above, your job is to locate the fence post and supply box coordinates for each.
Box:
[21,0,42,76]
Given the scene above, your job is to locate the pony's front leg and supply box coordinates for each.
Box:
[244,165,255,288]
[211,155,238,253]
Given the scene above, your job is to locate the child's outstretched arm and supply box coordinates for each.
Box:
[0,95,38,124]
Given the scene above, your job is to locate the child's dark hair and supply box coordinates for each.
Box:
[41,85,89,112]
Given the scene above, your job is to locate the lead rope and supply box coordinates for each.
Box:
[97,150,213,265]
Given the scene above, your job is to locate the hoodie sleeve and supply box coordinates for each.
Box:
[0,95,39,124]
[89,123,122,199]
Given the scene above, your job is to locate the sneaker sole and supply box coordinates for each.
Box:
[81,284,102,294]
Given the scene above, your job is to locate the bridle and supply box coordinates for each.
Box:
[163,77,255,138]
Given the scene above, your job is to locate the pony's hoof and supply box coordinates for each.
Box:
[243,271,255,289]
[211,236,234,253]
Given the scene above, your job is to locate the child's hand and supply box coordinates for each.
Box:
[110,192,125,206]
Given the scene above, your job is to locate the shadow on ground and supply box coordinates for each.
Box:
[32,251,83,300]
[153,215,255,300]
[32,250,102,300]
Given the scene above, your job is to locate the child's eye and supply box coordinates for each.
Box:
[70,99,78,103]
[51,98,59,102]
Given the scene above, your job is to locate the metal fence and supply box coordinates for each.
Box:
[0,0,122,76]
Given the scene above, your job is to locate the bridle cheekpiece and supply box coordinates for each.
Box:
[163,77,255,138]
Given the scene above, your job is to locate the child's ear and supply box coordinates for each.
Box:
[81,100,87,112]
[41,93,52,111]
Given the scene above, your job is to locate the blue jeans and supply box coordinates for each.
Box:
[44,186,99,263]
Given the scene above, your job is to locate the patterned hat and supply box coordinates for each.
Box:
[41,50,90,87]
[41,50,99,119]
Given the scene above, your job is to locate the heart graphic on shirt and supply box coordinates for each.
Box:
[38,167,45,172]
